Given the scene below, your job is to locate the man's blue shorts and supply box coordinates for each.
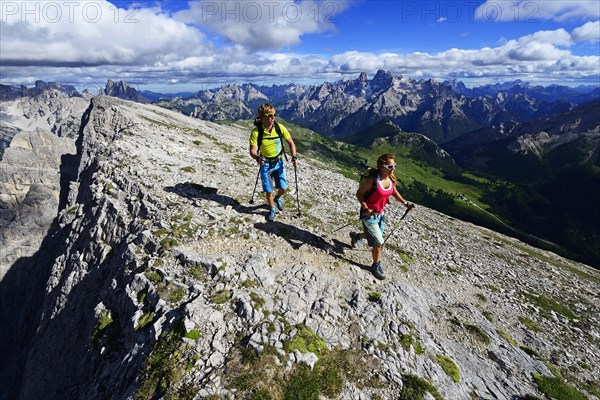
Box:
[361,213,385,246]
[260,158,287,193]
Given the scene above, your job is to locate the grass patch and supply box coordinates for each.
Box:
[519,316,543,332]
[145,270,162,284]
[240,279,256,288]
[92,308,114,349]
[283,324,327,358]
[466,324,491,345]
[532,373,587,400]
[400,374,443,400]
[482,311,494,322]
[211,290,230,304]
[135,318,199,400]
[436,354,460,383]
[368,292,382,302]
[227,336,380,400]
[250,292,265,309]
[180,166,196,173]
[522,292,577,320]
[398,321,424,354]
[183,329,201,340]
[497,329,518,347]
[167,285,187,304]
[136,312,156,331]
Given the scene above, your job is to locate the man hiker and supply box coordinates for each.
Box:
[249,103,298,221]
[350,153,414,280]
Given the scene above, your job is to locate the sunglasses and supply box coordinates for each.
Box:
[383,164,396,170]
[262,113,275,118]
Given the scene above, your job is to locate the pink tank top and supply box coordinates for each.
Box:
[365,175,394,214]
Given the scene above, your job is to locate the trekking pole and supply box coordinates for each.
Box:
[293,162,301,216]
[382,207,411,246]
[330,222,353,234]
[249,164,261,204]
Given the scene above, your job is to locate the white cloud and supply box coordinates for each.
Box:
[475,1,600,22]
[0,0,207,66]
[1,2,598,90]
[174,0,352,51]
[572,20,600,42]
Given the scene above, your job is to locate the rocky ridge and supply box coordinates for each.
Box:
[1,95,599,399]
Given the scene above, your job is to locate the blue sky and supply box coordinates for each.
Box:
[1,0,599,92]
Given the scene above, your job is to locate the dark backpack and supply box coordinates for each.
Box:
[254,119,288,161]
[359,167,379,200]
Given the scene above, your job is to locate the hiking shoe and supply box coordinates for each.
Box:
[350,231,364,248]
[371,261,386,280]
[274,196,284,211]
[267,207,277,221]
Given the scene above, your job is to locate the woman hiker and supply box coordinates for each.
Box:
[350,153,414,280]
[249,103,298,221]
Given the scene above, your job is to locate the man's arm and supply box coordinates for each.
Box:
[286,136,298,165]
[249,145,263,164]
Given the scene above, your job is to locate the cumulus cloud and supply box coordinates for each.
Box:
[572,20,600,42]
[0,2,598,90]
[0,0,207,66]
[475,0,600,22]
[174,0,351,51]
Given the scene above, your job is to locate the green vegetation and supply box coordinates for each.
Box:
[180,166,196,173]
[135,318,199,400]
[399,322,424,354]
[466,324,491,345]
[283,324,327,358]
[226,333,380,400]
[92,308,114,348]
[519,317,543,332]
[250,292,265,309]
[183,330,201,340]
[532,373,587,400]
[482,311,494,322]
[400,374,443,400]
[368,292,382,302]
[210,290,230,305]
[145,270,162,284]
[436,355,460,383]
[476,293,487,302]
[496,329,518,347]
[136,312,156,331]
[522,292,577,320]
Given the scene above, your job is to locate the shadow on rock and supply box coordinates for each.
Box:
[164,182,266,214]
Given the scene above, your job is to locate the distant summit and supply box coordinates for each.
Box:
[103,79,149,103]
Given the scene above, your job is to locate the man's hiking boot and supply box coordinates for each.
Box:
[267,207,277,221]
[350,231,364,248]
[274,196,284,211]
[371,261,386,280]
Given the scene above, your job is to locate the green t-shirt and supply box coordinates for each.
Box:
[249,123,291,159]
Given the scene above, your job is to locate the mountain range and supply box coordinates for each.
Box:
[2,75,598,266]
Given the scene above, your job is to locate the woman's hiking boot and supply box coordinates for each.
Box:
[267,207,278,221]
[350,231,364,248]
[274,196,284,211]
[371,261,386,280]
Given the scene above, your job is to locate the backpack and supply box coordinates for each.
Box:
[359,167,379,200]
[254,118,288,161]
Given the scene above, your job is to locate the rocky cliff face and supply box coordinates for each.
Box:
[1,96,599,400]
